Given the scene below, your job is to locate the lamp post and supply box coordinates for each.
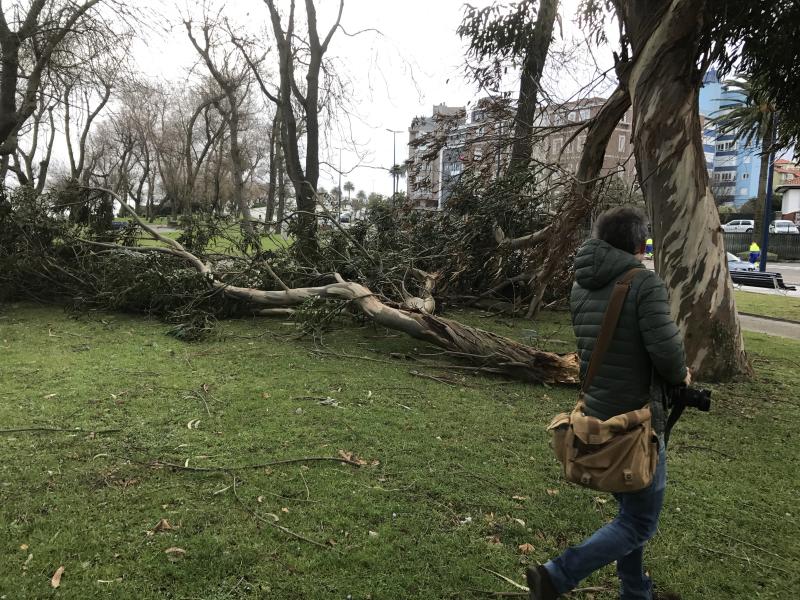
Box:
[386,128,401,198]
[759,113,779,273]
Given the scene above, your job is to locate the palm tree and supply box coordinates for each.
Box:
[353,190,367,218]
[389,163,406,199]
[712,77,778,237]
[343,180,354,211]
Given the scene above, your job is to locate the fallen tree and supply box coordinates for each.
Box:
[68,188,579,385]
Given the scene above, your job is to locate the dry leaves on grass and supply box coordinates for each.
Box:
[152,518,178,533]
[518,543,535,554]
[546,488,559,496]
[485,535,503,546]
[164,547,186,561]
[50,565,65,588]
[337,449,380,467]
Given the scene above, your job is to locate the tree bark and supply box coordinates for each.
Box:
[509,0,559,172]
[619,0,751,380]
[266,112,280,228]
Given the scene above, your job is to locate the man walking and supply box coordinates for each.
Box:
[528,207,690,600]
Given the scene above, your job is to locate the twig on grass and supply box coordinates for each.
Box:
[480,568,528,592]
[232,476,331,550]
[710,529,790,561]
[673,444,734,460]
[409,370,458,386]
[690,544,791,574]
[299,468,310,501]
[152,455,363,471]
[0,427,121,435]
[310,348,395,365]
[456,463,509,492]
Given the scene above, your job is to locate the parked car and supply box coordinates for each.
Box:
[768,219,800,234]
[727,252,755,271]
[721,219,755,233]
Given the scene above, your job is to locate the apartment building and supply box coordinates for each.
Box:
[699,68,762,206]
[406,95,635,210]
[539,97,635,184]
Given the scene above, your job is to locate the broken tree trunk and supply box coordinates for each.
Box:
[97,188,578,385]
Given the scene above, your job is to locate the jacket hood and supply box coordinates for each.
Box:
[574,239,643,290]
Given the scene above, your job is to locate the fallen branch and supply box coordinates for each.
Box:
[152,456,364,471]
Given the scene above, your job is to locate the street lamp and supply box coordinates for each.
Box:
[759,113,779,273]
[386,128,402,198]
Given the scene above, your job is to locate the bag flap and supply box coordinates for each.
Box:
[572,405,652,445]
[547,411,571,431]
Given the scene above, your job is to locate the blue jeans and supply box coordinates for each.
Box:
[544,447,667,599]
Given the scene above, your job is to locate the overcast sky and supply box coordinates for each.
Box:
[128,0,612,197]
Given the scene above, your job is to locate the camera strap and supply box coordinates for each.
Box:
[664,399,687,446]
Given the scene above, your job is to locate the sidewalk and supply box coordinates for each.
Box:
[739,314,800,340]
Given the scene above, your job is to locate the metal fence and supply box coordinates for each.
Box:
[723,232,800,260]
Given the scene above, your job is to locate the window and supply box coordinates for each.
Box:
[741,173,749,180]
[580,109,590,121]
[473,148,483,161]
[716,141,735,152]
[618,135,626,152]
[621,111,630,124]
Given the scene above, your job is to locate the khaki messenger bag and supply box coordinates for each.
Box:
[547,268,658,493]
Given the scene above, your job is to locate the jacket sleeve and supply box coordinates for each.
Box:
[635,272,688,385]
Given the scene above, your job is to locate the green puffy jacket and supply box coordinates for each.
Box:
[571,239,687,420]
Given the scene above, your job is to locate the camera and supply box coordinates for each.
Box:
[670,385,712,412]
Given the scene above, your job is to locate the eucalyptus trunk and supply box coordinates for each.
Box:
[509,0,558,171]
[621,0,751,380]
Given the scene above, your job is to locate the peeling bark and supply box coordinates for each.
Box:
[619,0,751,380]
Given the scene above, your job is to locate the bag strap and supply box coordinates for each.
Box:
[581,268,642,394]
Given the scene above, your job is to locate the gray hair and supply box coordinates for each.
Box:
[593,207,649,254]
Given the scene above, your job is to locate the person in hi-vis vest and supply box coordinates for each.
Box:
[749,241,760,264]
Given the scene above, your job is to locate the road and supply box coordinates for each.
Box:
[642,259,800,298]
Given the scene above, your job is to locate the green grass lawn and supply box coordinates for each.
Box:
[734,290,800,322]
[136,229,290,254]
[1,304,798,599]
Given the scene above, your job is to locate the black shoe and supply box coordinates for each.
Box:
[526,565,558,600]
